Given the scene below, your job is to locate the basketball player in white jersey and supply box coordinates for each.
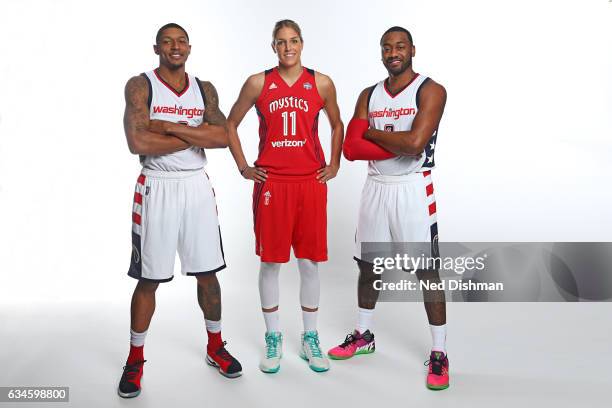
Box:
[117,23,241,398]
[328,26,450,390]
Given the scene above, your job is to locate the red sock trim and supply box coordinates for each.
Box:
[207,331,223,350]
[127,345,144,364]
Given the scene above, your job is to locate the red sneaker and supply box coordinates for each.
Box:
[206,341,242,378]
[425,351,449,390]
[117,360,146,398]
[327,330,375,360]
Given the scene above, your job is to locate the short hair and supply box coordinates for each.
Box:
[380,26,413,45]
[272,19,303,42]
[156,23,189,44]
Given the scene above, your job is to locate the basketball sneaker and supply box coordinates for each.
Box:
[425,351,449,390]
[300,331,330,372]
[206,341,242,378]
[117,360,146,398]
[259,331,283,373]
[327,330,375,360]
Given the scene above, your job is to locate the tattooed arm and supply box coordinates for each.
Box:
[152,80,229,149]
[123,75,190,155]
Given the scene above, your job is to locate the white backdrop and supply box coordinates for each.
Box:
[0,0,611,305]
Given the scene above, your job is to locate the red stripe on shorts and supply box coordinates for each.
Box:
[132,213,142,225]
[422,170,431,177]
[426,183,434,197]
[134,192,143,205]
[137,174,146,185]
[428,202,437,216]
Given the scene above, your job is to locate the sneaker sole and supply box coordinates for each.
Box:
[328,348,375,360]
[117,388,141,398]
[426,383,449,391]
[259,365,280,374]
[299,352,330,372]
[205,354,243,378]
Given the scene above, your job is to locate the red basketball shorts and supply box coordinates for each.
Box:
[252,173,327,263]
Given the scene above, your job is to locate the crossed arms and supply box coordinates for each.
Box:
[124,73,445,164]
[343,79,447,161]
[123,75,228,156]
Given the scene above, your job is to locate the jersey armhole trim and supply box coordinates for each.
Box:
[140,72,153,111]
[194,77,207,116]
[416,77,431,109]
[366,84,376,108]
[257,68,274,105]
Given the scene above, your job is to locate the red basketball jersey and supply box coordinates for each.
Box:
[254,67,326,175]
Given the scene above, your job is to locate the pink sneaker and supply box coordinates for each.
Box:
[327,330,375,360]
[425,351,449,390]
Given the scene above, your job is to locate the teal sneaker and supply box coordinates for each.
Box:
[259,332,283,373]
[300,331,330,372]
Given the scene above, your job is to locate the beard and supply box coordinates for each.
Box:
[384,58,412,76]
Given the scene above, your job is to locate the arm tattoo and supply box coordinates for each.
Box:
[124,76,150,134]
[200,80,227,127]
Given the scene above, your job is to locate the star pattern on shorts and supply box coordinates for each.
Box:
[423,130,438,168]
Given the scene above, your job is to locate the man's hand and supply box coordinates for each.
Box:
[241,166,268,183]
[316,163,339,183]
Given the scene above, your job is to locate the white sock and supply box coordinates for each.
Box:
[430,324,447,353]
[302,310,318,332]
[130,329,147,347]
[205,319,221,333]
[263,310,280,333]
[356,308,374,334]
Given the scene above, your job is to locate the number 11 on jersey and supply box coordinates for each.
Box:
[281,111,296,136]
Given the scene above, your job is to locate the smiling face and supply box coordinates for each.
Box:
[380,31,415,76]
[272,26,303,68]
[154,27,191,69]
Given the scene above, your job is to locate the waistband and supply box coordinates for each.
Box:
[141,168,204,179]
[367,170,431,184]
[264,172,319,182]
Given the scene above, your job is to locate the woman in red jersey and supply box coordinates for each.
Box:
[227,19,343,374]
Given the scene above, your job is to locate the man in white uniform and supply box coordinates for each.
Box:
[329,26,449,390]
[118,23,241,399]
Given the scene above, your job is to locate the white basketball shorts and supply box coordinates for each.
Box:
[354,170,439,261]
[128,168,226,282]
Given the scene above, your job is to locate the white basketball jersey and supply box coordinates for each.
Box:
[367,74,438,176]
[141,70,207,171]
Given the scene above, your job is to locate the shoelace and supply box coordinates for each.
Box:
[122,360,146,380]
[215,341,234,362]
[265,335,280,358]
[424,356,446,376]
[304,333,322,358]
[339,333,356,348]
